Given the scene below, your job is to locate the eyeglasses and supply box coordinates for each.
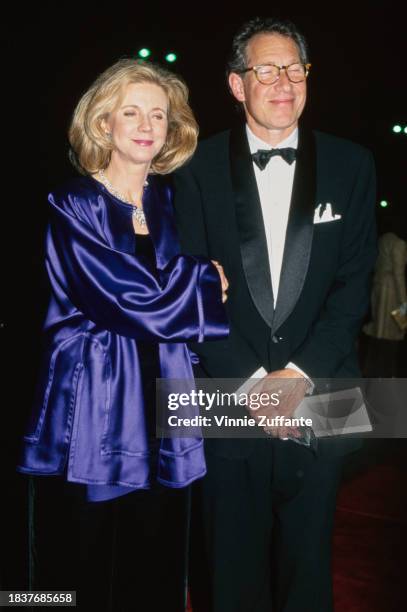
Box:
[239,62,311,85]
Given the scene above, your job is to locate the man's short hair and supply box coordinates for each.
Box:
[227,17,309,75]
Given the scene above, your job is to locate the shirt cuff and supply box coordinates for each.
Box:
[251,366,268,379]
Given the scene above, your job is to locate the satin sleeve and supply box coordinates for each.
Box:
[46,193,228,342]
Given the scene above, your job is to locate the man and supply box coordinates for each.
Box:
[174,17,376,612]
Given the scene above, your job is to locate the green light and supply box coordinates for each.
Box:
[165,52,177,63]
[138,48,151,59]
[380,200,389,208]
[404,127,407,134]
[392,124,402,133]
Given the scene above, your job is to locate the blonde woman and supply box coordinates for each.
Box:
[18,59,228,610]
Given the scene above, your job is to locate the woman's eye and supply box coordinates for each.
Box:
[124,111,136,117]
[153,114,164,120]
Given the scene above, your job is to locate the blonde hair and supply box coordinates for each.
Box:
[68,59,198,175]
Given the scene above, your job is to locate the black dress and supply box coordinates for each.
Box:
[133,233,160,452]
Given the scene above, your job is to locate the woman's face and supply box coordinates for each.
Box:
[104,81,169,169]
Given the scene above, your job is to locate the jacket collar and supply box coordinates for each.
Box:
[142,177,180,269]
[230,121,275,328]
[273,125,316,332]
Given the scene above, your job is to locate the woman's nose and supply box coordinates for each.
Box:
[138,115,152,131]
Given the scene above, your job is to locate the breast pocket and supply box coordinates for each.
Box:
[313,219,343,232]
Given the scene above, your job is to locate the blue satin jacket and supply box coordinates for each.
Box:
[17,174,228,497]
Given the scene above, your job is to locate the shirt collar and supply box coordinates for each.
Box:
[246,124,298,153]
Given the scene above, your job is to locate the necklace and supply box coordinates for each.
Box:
[98,169,148,226]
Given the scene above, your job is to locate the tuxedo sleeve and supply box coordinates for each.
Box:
[46,192,228,343]
[291,150,377,377]
[174,166,263,378]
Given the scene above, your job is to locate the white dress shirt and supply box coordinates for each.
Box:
[244,125,311,385]
[246,124,298,301]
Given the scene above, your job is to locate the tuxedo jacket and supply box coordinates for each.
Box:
[174,122,377,392]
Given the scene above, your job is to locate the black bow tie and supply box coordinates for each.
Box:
[252,147,297,170]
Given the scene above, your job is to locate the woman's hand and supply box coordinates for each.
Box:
[211,260,229,303]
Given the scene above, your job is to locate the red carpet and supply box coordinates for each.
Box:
[188,444,406,611]
[333,448,406,612]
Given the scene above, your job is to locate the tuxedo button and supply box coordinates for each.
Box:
[272,335,283,343]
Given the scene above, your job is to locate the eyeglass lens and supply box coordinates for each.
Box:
[256,63,306,83]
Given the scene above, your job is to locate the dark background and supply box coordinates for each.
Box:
[2,0,406,592]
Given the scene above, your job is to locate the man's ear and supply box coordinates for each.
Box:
[228,72,246,103]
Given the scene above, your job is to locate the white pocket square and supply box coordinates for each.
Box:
[314,203,342,224]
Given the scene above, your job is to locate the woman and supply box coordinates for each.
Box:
[17,59,228,610]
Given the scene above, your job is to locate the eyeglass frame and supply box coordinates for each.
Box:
[238,62,312,85]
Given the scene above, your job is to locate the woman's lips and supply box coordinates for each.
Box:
[133,139,154,146]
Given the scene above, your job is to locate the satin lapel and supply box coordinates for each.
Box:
[230,123,274,328]
[143,176,180,269]
[272,127,316,333]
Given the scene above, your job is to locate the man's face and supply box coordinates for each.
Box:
[229,33,307,144]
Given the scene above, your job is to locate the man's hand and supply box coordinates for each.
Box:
[211,260,229,303]
[246,368,309,438]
